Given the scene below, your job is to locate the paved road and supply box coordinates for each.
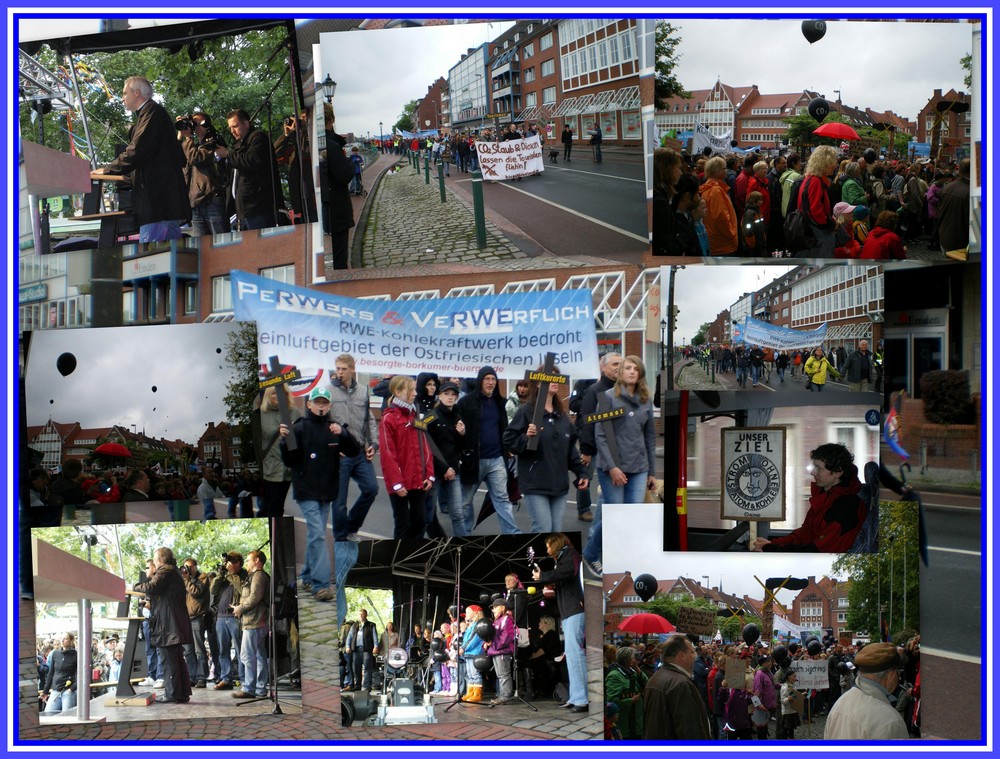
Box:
[674,360,866,396]
[447,156,648,262]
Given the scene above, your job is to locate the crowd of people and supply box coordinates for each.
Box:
[694,340,883,392]
[339,536,585,712]
[37,546,274,712]
[604,633,920,741]
[653,143,971,259]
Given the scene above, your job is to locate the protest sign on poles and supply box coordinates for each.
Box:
[230,270,599,378]
[475,135,545,180]
[789,658,829,690]
[677,607,718,636]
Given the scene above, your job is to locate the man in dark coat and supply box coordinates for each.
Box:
[643,634,711,740]
[217,108,284,230]
[325,130,356,269]
[98,76,190,242]
[134,547,194,704]
[937,159,971,255]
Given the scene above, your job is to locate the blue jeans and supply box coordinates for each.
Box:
[592,143,602,162]
[350,173,363,193]
[576,456,596,515]
[200,497,216,520]
[334,540,359,628]
[190,195,230,236]
[240,625,268,696]
[441,478,471,536]
[183,613,208,683]
[139,220,182,243]
[562,612,588,706]
[215,615,243,684]
[524,493,567,533]
[333,454,378,539]
[143,618,162,679]
[462,457,520,534]
[44,687,77,713]
[751,365,761,385]
[736,366,748,386]
[776,367,786,382]
[298,499,332,590]
[597,469,649,504]
[464,656,482,685]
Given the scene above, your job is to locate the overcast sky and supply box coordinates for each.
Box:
[25,323,240,444]
[319,22,516,139]
[602,503,841,604]
[660,263,802,344]
[665,18,972,121]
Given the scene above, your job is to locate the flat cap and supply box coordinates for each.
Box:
[854,642,905,673]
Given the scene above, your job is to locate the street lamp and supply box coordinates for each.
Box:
[322,74,337,104]
[379,120,384,152]
[659,318,667,370]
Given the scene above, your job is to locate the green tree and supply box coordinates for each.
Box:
[832,501,920,638]
[691,322,712,347]
[639,594,717,625]
[394,98,420,133]
[654,22,689,110]
[960,53,972,90]
[720,613,762,645]
[222,322,261,468]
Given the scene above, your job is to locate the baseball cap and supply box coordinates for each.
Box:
[308,386,332,402]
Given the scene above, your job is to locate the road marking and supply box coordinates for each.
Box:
[546,165,646,183]
[493,182,648,243]
[924,500,982,510]
[919,646,981,664]
[927,545,981,556]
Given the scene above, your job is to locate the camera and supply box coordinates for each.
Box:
[176,117,195,132]
[200,126,225,151]
[283,116,296,128]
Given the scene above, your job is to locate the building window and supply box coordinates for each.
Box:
[524,67,535,83]
[609,34,620,64]
[620,30,634,61]
[260,264,295,284]
[523,41,534,58]
[542,86,556,105]
[212,275,232,312]
[540,32,553,50]
[838,597,849,607]
[540,58,555,77]
[184,282,198,314]
[598,40,608,68]
[212,230,242,247]
[524,91,537,107]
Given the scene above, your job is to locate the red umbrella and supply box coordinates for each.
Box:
[618,613,676,635]
[813,122,860,141]
[93,442,132,458]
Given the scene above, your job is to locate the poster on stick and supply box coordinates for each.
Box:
[677,606,717,636]
[475,135,544,180]
[720,426,787,521]
[789,658,829,690]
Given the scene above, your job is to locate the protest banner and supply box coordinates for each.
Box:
[677,607,717,636]
[720,426,787,521]
[734,316,829,351]
[475,135,544,180]
[691,121,733,155]
[789,658,829,690]
[230,270,599,378]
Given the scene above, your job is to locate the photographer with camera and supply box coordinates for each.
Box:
[216,108,285,230]
[274,112,317,224]
[180,558,210,689]
[176,113,231,236]
[210,551,248,691]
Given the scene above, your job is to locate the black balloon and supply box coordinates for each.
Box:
[633,573,657,602]
[473,654,493,673]
[432,649,449,663]
[49,399,54,404]
[837,661,848,674]
[808,97,830,122]
[475,619,495,642]
[742,623,760,646]
[801,19,827,44]
[701,145,712,158]
[730,139,738,148]
[56,352,77,377]
[863,147,878,164]
[428,639,441,652]
[479,592,492,605]
[491,592,504,603]
[216,348,222,354]
[151,386,157,393]
[787,641,800,655]
[772,645,789,666]
[807,638,823,656]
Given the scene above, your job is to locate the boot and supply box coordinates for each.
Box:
[466,684,482,703]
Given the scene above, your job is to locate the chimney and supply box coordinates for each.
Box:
[808,576,815,585]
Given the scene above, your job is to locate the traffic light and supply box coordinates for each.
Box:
[668,304,680,332]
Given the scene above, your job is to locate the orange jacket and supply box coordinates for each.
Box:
[700,178,738,254]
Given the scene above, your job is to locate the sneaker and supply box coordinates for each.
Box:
[231,690,254,699]
[140,677,155,687]
[153,679,165,688]
[315,588,335,602]
[194,681,207,688]
[577,511,593,523]
[214,681,233,691]
[583,558,603,578]
[345,533,360,543]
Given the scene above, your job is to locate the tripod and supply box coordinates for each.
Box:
[489,649,537,712]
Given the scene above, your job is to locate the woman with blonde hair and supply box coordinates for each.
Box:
[798,145,839,257]
[595,356,658,503]
[379,375,434,537]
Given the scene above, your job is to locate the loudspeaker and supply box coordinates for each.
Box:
[391,678,416,707]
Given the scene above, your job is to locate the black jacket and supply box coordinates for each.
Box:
[415,372,441,416]
[228,126,284,222]
[106,99,190,227]
[503,404,585,497]
[325,131,356,233]
[281,410,361,501]
[134,564,193,647]
[455,367,508,484]
[536,544,584,621]
[44,648,77,695]
[425,402,464,480]
[577,374,616,455]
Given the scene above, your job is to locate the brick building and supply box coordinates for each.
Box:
[415,77,449,135]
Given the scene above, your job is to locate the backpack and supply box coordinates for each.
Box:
[783,209,815,251]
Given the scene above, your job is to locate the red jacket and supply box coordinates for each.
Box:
[379,401,434,492]
[763,468,864,552]
[798,174,833,229]
[860,226,906,260]
[745,174,771,221]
